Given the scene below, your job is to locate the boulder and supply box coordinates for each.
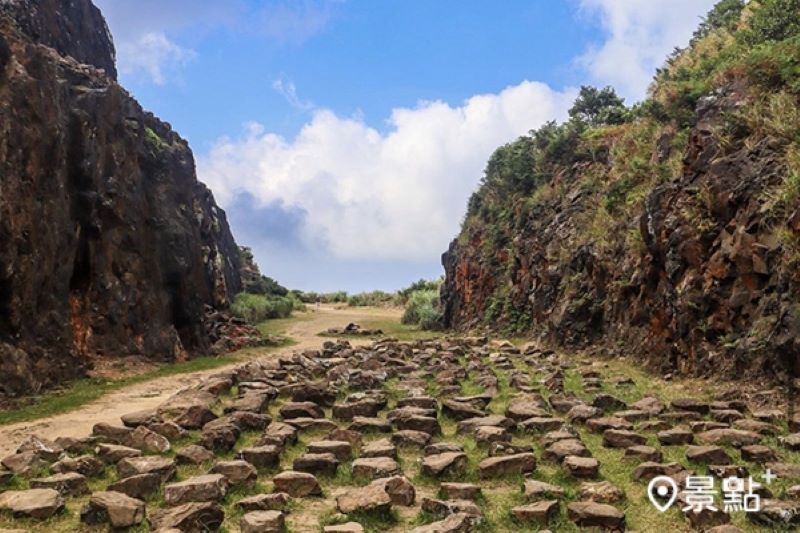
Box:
[0,489,64,519]
[116,456,176,481]
[80,491,146,528]
[209,460,258,486]
[150,502,225,531]
[422,452,468,478]
[352,457,401,479]
[107,473,162,500]
[30,472,89,496]
[511,500,559,525]
[271,471,322,497]
[478,453,536,478]
[240,510,285,533]
[567,501,625,530]
[164,474,228,505]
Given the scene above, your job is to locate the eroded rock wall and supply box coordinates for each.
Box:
[0,1,242,395]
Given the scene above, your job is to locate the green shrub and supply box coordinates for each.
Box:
[347,290,397,307]
[231,293,293,323]
[401,290,442,330]
[739,0,800,46]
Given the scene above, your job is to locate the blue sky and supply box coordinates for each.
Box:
[95,0,716,292]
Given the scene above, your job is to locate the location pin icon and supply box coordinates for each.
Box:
[648,475,678,512]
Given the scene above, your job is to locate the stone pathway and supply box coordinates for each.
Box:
[0,337,798,531]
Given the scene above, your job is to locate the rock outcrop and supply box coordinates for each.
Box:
[0,0,243,395]
[441,2,800,382]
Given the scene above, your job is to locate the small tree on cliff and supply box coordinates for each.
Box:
[568,85,628,127]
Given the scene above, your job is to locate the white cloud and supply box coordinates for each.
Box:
[272,76,315,111]
[578,0,717,100]
[116,32,195,85]
[197,81,576,260]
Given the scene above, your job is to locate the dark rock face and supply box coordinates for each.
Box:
[0,0,116,78]
[441,81,800,381]
[0,1,242,395]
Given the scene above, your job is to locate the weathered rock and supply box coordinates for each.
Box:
[567,501,625,530]
[92,423,134,444]
[632,461,684,481]
[30,472,89,496]
[352,457,401,479]
[409,512,476,533]
[349,416,392,433]
[1,451,48,475]
[478,453,536,478]
[586,416,632,433]
[657,427,694,445]
[117,456,175,481]
[126,425,171,453]
[422,452,468,478]
[271,471,322,497]
[740,444,776,463]
[209,460,257,486]
[441,483,481,500]
[697,428,761,447]
[293,453,339,476]
[336,482,391,514]
[523,479,566,501]
[578,481,624,503]
[279,401,324,420]
[602,429,646,449]
[392,429,432,447]
[150,502,225,531]
[324,522,364,532]
[80,491,146,528]
[511,500,559,525]
[0,489,64,519]
[239,445,282,470]
[542,439,590,462]
[748,499,800,528]
[176,444,216,465]
[51,454,105,477]
[421,497,482,517]
[374,476,416,506]
[16,435,63,461]
[623,445,663,462]
[96,443,141,464]
[237,493,291,512]
[361,438,398,459]
[240,510,285,533]
[563,456,599,478]
[164,474,228,505]
[766,462,800,479]
[107,473,162,500]
[686,445,732,465]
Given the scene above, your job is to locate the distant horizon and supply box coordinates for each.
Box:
[95,0,717,292]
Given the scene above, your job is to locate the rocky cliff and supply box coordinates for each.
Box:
[0,0,243,395]
[442,0,800,382]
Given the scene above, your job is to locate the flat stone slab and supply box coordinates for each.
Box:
[0,488,64,519]
[271,471,321,497]
[511,500,559,525]
[478,452,536,478]
[352,457,401,479]
[80,491,146,529]
[164,474,227,505]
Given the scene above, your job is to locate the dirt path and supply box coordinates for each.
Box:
[0,304,401,456]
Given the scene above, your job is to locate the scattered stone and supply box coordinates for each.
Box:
[623,445,662,462]
[336,482,391,514]
[567,501,625,530]
[30,472,89,496]
[96,443,141,464]
[523,479,566,501]
[177,444,216,465]
[657,427,694,445]
[150,502,225,531]
[361,438,397,459]
[686,445,732,465]
[271,471,321,497]
[50,455,105,477]
[602,429,646,449]
[164,474,228,505]
[239,445,282,470]
[324,522,364,532]
[563,456,599,478]
[392,430,432,447]
[511,500,559,525]
[209,460,258,486]
[237,493,291,512]
[117,456,176,481]
[697,429,761,447]
[0,489,64,519]
[422,452,468,478]
[294,452,339,476]
[126,425,171,453]
[107,473,162,500]
[80,491,145,529]
[478,453,536,478]
[578,481,624,504]
[409,512,476,533]
[1,451,48,475]
[741,444,777,463]
[240,510,285,533]
[352,457,401,479]
[441,483,481,500]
